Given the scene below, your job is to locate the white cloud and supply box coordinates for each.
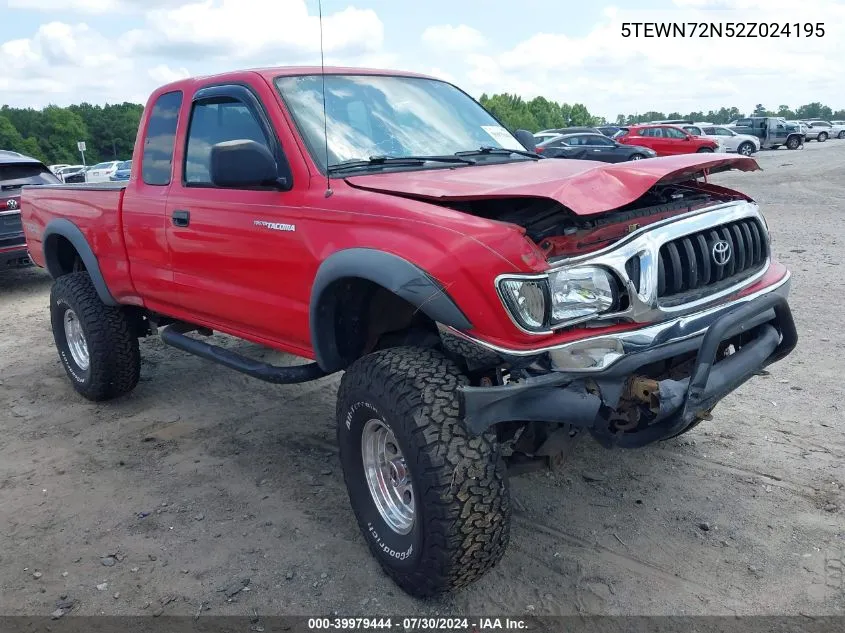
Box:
[421,24,487,52]
[0,0,387,107]
[6,0,176,13]
[125,0,383,62]
[458,1,845,117]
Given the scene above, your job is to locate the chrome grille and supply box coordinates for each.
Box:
[657,218,768,300]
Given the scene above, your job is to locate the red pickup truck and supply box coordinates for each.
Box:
[21,66,797,598]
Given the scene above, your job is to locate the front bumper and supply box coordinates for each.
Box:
[451,277,797,448]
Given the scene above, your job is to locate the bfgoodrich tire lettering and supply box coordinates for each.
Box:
[336,346,510,598]
[50,272,140,401]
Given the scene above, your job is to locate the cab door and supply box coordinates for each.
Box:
[162,83,312,348]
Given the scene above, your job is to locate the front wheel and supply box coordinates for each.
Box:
[336,347,510,598]
[50,272,140,401]
[786,136,801,150]
[696,147,714,153]
[838,131,845,139]
[628,153,645,160]
[737,142,755,156]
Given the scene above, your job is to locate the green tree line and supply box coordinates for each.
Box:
[2,97,845,165]
[0,103,143,165]
[479,93,845,132]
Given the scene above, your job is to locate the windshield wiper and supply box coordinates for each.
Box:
[456,146,540,160]
[328,155,476,174]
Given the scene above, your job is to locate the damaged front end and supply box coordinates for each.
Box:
[446,287,796,450]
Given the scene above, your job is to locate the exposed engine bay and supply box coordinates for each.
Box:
[442,181,748,258]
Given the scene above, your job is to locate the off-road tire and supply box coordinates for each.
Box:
[336,346,510,598]
[696,147,714,153]
[818,132,828,142]
[50,272,140,401]
[737,142,755,156]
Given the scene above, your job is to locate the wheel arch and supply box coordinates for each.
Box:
[42,219,117,306]
[309,248,472,373]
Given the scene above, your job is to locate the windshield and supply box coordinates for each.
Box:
[275,74,527,171]
[0,163,61,188]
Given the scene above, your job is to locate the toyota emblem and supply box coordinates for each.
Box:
[5,198,18,210]
[711,240,732,266]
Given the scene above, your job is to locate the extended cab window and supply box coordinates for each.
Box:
[184,98,272,185]
[143,91,183,185]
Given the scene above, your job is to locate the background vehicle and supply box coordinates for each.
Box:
[535,132,656,162]
[678,124,726,153]
[2,153,60,268]
[49,164,70,175]
[699,125,760,156]
[537,126,602,136]
[533,131,561,144]
[615,124,720,155]
[84,160,121,183]
[55,165,86,182]
[596,125,622,137]
[730,117,804,150]
[59,166,87,183]
[21,67,797,599]
[110,160,132,181]
[0,150,24,158]
[806,120,845,140]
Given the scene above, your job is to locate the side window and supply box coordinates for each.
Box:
[664,127,686,139]
[588,135,615,146]
[638,128,653,138]
[142,91,183,186]
[736,119,751,127]
[185,97,273,185]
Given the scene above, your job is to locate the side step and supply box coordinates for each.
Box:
[159,324,328,384]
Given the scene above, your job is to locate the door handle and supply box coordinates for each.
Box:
[172,209,190,227]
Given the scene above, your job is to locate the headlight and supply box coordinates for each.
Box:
[549,266,615,322]
[498,266,618,333]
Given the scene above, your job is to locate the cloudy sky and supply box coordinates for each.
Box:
[1,0,843,119]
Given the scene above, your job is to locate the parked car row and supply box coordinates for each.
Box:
[530,114,845,165]
[48,160,132,183]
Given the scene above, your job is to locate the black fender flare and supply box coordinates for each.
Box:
[42,218,117,306]
[309,248,472,372]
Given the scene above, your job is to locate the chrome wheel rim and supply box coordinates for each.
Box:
[740,145,752,155]
[63,309,89,371]
[361,419,414,535]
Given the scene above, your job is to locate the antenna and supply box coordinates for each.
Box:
[318,0,332,198]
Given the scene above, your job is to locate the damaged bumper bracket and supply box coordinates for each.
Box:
[459,293,797,447]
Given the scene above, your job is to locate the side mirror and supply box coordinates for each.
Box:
[210,139,285,189]
[514,129,536,151]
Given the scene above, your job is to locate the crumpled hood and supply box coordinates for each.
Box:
[345,154,760,216]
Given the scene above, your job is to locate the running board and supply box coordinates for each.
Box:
[159,324,328,384]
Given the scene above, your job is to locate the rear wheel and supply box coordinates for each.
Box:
[737,142,755,156]
[818,131,828,142]
[696,147,714,153]
[336,346,510,598]
[50,272,140,401]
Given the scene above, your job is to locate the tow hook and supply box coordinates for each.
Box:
[625,376,661,413]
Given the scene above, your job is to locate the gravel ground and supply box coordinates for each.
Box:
[1,141,844,618]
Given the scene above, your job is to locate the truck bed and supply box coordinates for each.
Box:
[22,182,136,302]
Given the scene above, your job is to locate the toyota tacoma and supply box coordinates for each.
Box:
[20,67,797,598]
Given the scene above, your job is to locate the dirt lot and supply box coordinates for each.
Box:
[1,142,844,618]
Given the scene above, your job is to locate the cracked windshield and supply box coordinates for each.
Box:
[275,74,527,169]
